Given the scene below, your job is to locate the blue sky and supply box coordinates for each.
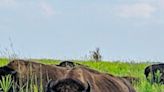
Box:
[0,0,164,62]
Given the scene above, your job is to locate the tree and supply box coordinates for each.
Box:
[90,48,102,62]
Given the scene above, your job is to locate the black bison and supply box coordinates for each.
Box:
[46,78,90,92]
[56,61,88,68]
[144,64,164,83]
[46,66,136,92]
[0,59,68,91]
[57,61,75,68]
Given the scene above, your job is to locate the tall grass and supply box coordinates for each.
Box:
[0,75,13,92]
[0,58,163,92]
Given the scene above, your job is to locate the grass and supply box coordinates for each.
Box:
[0,58,164,92]
[0,75,13,92]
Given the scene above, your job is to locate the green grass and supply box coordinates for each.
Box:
[0,58,9,67]
[0,75,13,92]
[0,58,164,92]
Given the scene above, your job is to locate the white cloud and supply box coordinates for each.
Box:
[39,2,55,17]
[116,3,156,18]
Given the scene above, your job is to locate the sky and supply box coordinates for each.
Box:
[0,0,164,62]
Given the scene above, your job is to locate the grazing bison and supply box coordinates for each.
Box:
[0,59,68,91]
[144,64,164,83]
[46,66,136,92]
[46,78,90,92]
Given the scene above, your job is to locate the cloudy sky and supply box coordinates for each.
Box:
[0,0,164,62]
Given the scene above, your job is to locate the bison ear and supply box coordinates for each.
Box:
[84,82,91,92]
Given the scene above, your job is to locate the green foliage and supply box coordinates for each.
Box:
[33,85,38,92]
[146,70,162,84]
[0,75,13,92]
[154,70,162,84]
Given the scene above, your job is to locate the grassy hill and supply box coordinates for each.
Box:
[0,58,164,92]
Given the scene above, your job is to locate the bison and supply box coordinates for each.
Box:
[46,66,136,92]
[0,59,68,91]
[0,59,136,92]
[46,78,90,92]
[56,61,75,68]
[144,64,164,83]
[56,61,88,68]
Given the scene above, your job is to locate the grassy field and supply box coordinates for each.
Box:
[0,58,164,92]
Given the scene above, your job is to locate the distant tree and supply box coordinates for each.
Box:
[90,48,102,62]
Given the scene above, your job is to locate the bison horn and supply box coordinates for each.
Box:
[11,71,17,75]
[46,80,59,92]
[49,79,59,88]
[84,82,91,92]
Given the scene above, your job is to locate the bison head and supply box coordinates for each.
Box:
[0,66,17,79]
[46,78,90,92]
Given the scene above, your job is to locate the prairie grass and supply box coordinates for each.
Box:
[0,75,13,92]
[0,58,163,92]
